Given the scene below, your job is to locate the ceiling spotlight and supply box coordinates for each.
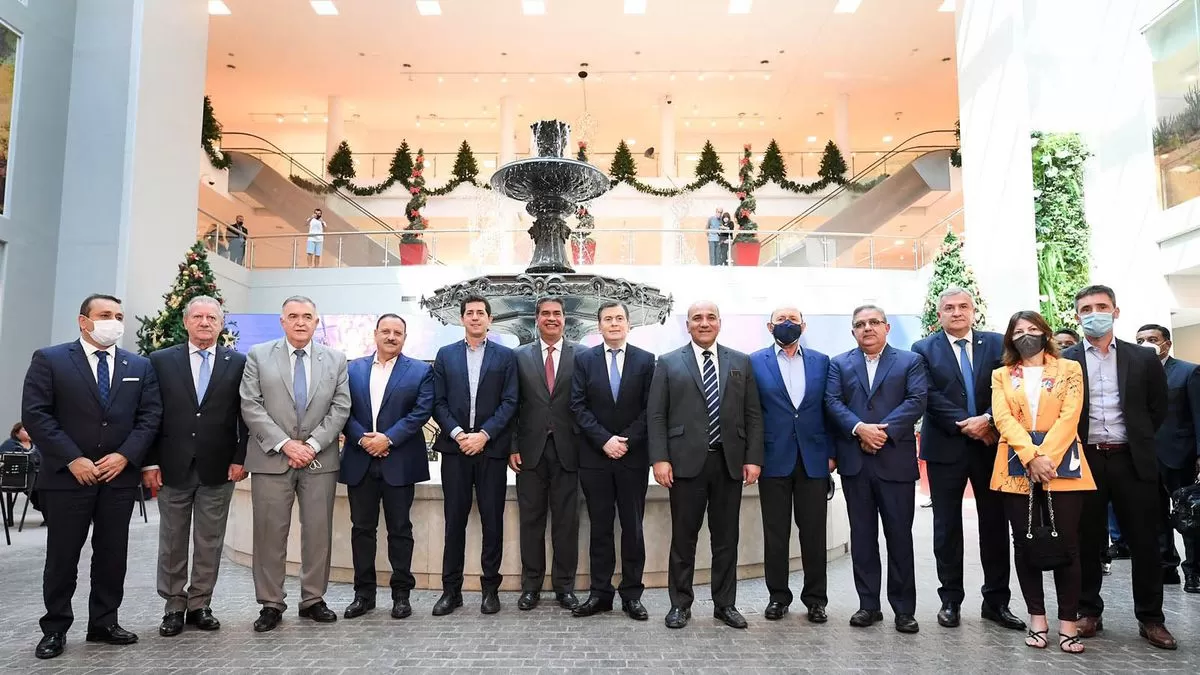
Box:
[624,0,647,14]
[416,0,442,15]
[728,0,752,14]
[882,135,893,143]
[833,0,861,13]
[473,75,480,83]
[501,75,509,83]
[630,73,638,81]
[208,1,232,15]
[565,76,574,83]
[310,1,339,16]
[439,121,446,127]
[302,115,309,124]
[626,138,637,146]
[324,116,329,123]
[763,73,771,80]
[522,0,546,15]
[758,120,764,126]
[276,114,284,123]
[710,120,717,127]
[698,73,706,81]
[937,0,956,12]
[437,76,444,83]
[464,121,470,127]
[416,117,422,127]
[737,121,744,127]
[669,73,676,81]
[728,74,735,81]
[528,75,536,82]
[684,120,691,127]
[807,135,817,143]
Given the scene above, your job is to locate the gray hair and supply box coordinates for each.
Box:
[937,286,974,307]
[281,295,317,313]
[852,304,888,324]
[185,295,223,319]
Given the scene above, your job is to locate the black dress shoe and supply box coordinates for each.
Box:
[85,624,138,645]
[1163,568,1182,585]
[481,589,501,614]
[517,591,539,611]
[159,611,185,637]
[665,606,691,629]
[253,607,282,632]
[298,601,338,623]
[186,607,221,631]
[1107,542,1131,560]
[807,605,828,624]
[35,633,65,660]
[344,596,376,619]
[764,601,789,621]
[849,609,884,627]
[937,604,960,628]
[1185,573,1200,593]
[896,614,920,634]
[556,592,580,610]
[391,598,412,619]
[713,605,748,629]
[432,592,463,616]
[981,604,1026,630]
[622,599,649,621]
[572,596,614,617]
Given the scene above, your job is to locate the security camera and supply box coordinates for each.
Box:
[666,95,673,105]
[207,178,216,186]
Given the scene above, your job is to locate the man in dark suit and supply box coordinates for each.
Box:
[648,301,764,630]
[1063,285,1175,649]
[826,304,927,634]
[510,297,581,611]
[340,314,434,620]
[910,287,1022,631]
[749,307,833,624]
[21,294,163,659]
[570,301,655,621]
[1135,323,1200,593]
[431,294,518,616]
[141,296,247,638]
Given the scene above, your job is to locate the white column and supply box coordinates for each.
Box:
[499,96,516,165]
[325,95,344,178]
[53,0,210,342]
[660,211,678,265]
[660,96,677,178]
[834,93,851,156]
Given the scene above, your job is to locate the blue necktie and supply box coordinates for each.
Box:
[956,338,976,415]
[608,348,622,402]
[196,350,211,402]
[96,351,110,407]
[703,350,721,447]
[293,349,308,421]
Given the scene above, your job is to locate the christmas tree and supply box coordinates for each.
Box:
[734,145,758,242]
[609,140,637,180]
[758,139,786,185]
[451,140,479,182]
[327,140,355,183]
[389,140,414,186]
[136,241,237,354]
[817,141,848,183]
[920,230,988,336]
[695,140,724,180]
[403,148,429,244]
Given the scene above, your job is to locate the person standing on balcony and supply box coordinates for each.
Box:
[227,215,248,266]
[306,208,326,268]
[706,208,725,266]
[720,211,736,266]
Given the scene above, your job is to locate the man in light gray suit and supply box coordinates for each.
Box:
[509,297,581,611]
[239,296,350,633]
[648,301,764,631]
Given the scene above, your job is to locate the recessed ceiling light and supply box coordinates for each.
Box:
[522,0,546,15]
[684,120,691,127]
[698,73,706,81]
[630,74,638,81]
[564,76,574,83]
[310,1,339,16]
[626,138,637,145]
[728,0,752,14]
[710,121,717,127]
[500,76,508,83]
[416,0,442,15]
[437,76,444,83]
[208,1,231,15]
[807,136,817,143]
[624,0,647,14]
[473,75,480,83]
[737,121,744,127]
[323,116,329,123]
[894,239,905,246]
[528,75,536,82]
[763,73,771,80]
[669,73,676,80]
[415,118,421,127]
[833,0,861,13]
[882,135,893,143]
[728,74,735,81]
[937,0,955,12]
[276,114,284,123]
[758,120,764,126]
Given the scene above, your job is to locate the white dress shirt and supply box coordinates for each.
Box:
[775,343,806,409]
[451,339,488,440]
[947,329,974,365]
[273,340,319,453]
[541,337,565,380]
[863,350,883,389]
[189,342,217,391]
[1084,337,1127,444]
[603,341,627,376]
[78,338,116,387]
[691,342,720,392]
[369,354,397,433]
[1023,366,1044,428]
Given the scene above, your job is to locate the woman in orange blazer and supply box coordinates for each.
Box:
[990,310,1095,654]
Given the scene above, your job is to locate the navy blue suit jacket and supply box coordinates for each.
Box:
[910,330,1003,464]
[1157,356,1200,470]
[824,344,928,483]
[570,343,656,470]
[749,345,834,479]
[340,353,435,487]
[21,340,163,490]
[432,339,518,459]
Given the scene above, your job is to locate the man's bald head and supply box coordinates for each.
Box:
[770,307,803,324]
[687,301,721,318]
[685,301,722,348]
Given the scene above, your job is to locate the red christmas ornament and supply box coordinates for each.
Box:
[410,209,419,217]
[736,191,746,199]
[740,209,750,218]
[409,186,420,194]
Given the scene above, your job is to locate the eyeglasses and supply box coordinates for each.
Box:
[852,319,887,330]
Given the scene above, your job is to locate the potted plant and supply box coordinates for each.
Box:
[570,206,596,265]
[400,152,429,265]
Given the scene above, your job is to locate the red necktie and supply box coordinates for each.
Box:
[545,345,556,394]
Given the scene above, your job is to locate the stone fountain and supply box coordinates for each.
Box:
[420,120,673,343]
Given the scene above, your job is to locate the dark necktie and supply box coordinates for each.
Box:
[545,345,556,394]
[703,350,721,447]
[956,338,976,415]
[96,351,110,407]
[196,350,211,402]
[608,348,622,402]
[294,349,308,421]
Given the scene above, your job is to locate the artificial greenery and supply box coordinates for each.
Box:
[136,241,237,355]
[757,140,786,186]
[451,140,479,182]
[950,119,962,168]
[577,141,588,162]
[327,141,355,181]
[390,141,415,187]
[201,96,232,170]
[695,141,724,180]
[733,144,758,243]
[403,148,430,244]
[817,141,848,182]
[1032,132,1091,329]
[572,206,596,242]
[609,140,637,180]
[920,230,988,336]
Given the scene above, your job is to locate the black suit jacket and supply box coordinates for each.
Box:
[21,340,163,490]
[911,330,1003,464]
[647,343,764,481]
[431,339,519,459]
[1062,338,1168,482]
[512,340,580,470]
[146,344,248,486]
[1157,356,1200,470]
[570,343,656,470]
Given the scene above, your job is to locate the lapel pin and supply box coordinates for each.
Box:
[121,359,128,366]
[224,355,231,361]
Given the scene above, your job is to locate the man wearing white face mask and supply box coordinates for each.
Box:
[21,294,163,660]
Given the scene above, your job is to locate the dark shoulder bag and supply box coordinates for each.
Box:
[1022,484,1072,571]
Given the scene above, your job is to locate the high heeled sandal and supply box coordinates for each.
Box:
[1059,632,1084,654]
[1025,629,1048,649]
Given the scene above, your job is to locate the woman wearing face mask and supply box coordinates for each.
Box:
[990,310,1095,654]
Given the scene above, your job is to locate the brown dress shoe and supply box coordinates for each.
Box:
[1076,616,1102,638]
[1139,622,1178,650]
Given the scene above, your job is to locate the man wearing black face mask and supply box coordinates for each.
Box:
[748,307,834,623]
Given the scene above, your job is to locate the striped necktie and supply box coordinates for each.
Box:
[703,350,721,447]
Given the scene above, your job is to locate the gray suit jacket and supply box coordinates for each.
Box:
[239,338,351,475]
[512,340,579,471]
[648,343,764,481]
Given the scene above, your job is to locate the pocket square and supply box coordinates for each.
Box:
[122,377,140,382]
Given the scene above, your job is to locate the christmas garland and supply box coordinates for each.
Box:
[202,96,232,171]
[733,145,758,242]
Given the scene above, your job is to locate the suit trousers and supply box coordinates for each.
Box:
[516,436,580,593]
[441,452,507,592]
[156,470,236,613]
[1079,447,1164,623]
[667,449,743,610]
[40,485,137,634]
[579,462,648,602]
[927,450,1012,609]
[1158,461,1199,577]
[759,461,828,608]
[347,459,416,600]
[841,462,917,615]
[251,469,338,611]
[1003,488,1083,621]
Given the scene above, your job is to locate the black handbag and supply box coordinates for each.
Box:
[1171,481,1200,537]
[1022,485,1072,571]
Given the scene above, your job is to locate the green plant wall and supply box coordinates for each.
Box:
[1032,132,1091,329]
